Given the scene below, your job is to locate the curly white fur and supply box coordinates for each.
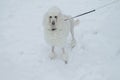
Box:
[43,7,79,63]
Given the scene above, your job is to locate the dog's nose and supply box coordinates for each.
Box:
[52,21,55,25]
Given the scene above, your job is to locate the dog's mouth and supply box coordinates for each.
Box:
[51,28,56,31]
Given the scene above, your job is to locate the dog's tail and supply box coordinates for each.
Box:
[74,19,80,26]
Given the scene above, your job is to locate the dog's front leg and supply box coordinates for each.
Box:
[62,48,68,64]
[49,46,56,59]
[71,39,76,48]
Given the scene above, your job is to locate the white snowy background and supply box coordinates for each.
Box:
[0,0,120,80]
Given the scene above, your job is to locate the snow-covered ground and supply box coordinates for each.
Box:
[0,0,120,80]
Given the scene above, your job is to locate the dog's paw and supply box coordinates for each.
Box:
[62,53,68,64]
[71,39,76,48]
[49,52,56,60]
[64,60,68,64]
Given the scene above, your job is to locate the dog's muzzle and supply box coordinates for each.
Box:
[51,21,56,31]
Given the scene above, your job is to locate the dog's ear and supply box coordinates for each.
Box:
[43,12,49,27]
[57,13,63,21]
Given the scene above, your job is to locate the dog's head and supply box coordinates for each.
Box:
[43,7,62,31]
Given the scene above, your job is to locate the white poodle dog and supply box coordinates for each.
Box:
[43,7,79,64]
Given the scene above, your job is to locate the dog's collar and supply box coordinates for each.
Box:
[48,29,62,31]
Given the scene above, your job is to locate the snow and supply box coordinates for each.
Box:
[0,0,120,80]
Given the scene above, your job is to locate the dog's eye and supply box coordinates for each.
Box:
[49,16,52,18]
[55,16,57,18]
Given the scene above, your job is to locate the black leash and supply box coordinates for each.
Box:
[64,0,120,21]
[64,9,96,21]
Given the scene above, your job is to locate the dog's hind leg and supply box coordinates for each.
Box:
[62,48,68,64]
[49,46,56,59]
[70,20,76,48]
